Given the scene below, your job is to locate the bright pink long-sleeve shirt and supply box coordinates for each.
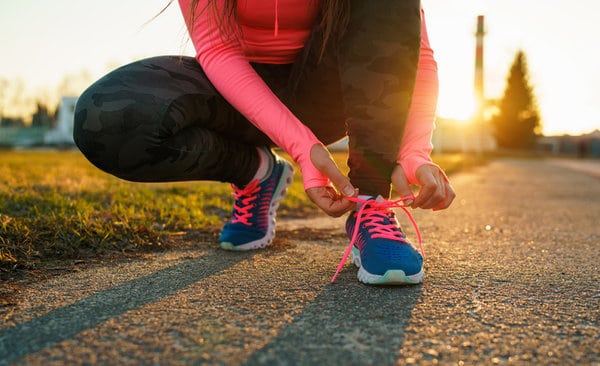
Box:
[179,0,439,188]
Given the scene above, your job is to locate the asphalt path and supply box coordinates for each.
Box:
[1,159,599,365]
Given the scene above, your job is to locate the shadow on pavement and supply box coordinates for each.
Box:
[0,250,253,366]
[244,268,423,366]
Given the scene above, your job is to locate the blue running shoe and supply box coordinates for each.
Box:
[219,152,293,251]
[344,196,424,285]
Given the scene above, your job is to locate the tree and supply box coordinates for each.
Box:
[491,50,542,149]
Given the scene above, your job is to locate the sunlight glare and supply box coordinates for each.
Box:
[437,92,477,122]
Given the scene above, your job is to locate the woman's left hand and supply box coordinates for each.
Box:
[392,164,455,211]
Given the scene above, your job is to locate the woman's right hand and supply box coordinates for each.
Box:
[305,144,357,217]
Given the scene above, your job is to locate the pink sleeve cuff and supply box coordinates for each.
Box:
[297,143,331,190]
[398,155,435,185]
[399,155,448,186]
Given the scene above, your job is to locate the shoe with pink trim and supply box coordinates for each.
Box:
[219,153,293,251]
[333,196,424,285]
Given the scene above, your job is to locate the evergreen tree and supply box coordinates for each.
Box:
[491,50,542,149]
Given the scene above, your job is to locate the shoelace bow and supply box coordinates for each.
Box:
[330,195,424,283]
[230,180,261,226]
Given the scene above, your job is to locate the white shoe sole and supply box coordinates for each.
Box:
[351,247,424,285]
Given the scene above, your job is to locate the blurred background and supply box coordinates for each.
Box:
[0,0,599,156]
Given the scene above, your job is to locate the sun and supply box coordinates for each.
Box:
[436,90,478,122]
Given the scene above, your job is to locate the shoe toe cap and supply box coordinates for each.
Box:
[219,225,264,246]
[361,242,423,276]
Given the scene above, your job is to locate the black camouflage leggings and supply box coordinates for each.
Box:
[74,0,421,196]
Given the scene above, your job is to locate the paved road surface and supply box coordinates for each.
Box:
[1,159,599,365]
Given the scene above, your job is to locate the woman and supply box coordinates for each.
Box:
[73,0,455,285]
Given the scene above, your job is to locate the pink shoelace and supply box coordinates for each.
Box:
[330,195,424,283]
[230,180,261,226]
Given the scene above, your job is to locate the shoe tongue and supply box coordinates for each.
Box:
[356,194,385,209]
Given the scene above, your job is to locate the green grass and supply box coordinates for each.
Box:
[0,149,485,272]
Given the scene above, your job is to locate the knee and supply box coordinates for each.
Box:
[73,88,105,164]
[73,85,134,180]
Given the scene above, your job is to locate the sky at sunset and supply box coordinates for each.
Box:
[0,0,599,136]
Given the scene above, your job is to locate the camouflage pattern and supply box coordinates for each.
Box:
[339,0,422,196]
[75,57,281,186]
[74,0,421,195]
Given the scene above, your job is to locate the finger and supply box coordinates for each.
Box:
[433,182,456,211]
[306,187,356,217]
[320,158,356,197]
[391,166,414,206]
[311,145,355,197]
[325,198,356,217]
[418,171,447,209]
[412,169,437,208]
[415,185,438,209]
[322,186,356,216]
